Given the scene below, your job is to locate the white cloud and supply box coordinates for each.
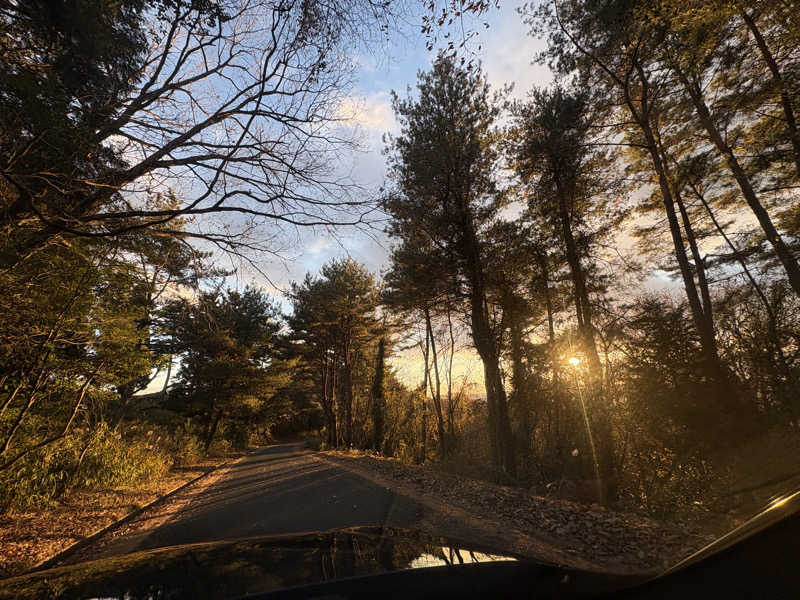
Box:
[338,92,396,133]
[479,3,553,98]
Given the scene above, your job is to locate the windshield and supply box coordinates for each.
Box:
[1,0,799,589]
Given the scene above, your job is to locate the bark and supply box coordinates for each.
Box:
[161,357,173,402]
[553,177,602,376]
[459,202,516,477]
[420,320,430,463]
[629,60,755,441]
[342,335,353,447]
[665,157,720,378]
[535,248,560,386]
[688,180,795,392]
[446,305,456,438]
[321,351,338,447]
[630,63,724,390]
[551,166,614,501]
[204,409,222,453]
[329,355,339,447]
[509,310,533,466]
[669,173,714,323]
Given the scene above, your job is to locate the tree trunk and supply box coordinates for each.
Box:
[509,309,534,469]
[535,248,561,387]
[740,8,800,179]
[553,178,602,376]
[204,409,222,453]
[459,205,515,478]
[321,351,337,447]
[675,67,800,296]
[688,180,795,394]
[371,337,386,453]
[161,356,173,402]
[343,335,353,447]
[330,357,339,447]
[632,78,724,389]
[420,320,430,463]
[628,62,753,438]
[673,189,713,321]
[446,305,456,438]
[425,307,447,456]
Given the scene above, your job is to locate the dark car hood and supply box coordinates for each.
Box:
[0,527,635,600]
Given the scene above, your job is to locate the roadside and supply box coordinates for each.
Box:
[317,449,715,574]
[0,453,244,578]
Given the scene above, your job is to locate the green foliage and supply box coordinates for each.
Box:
[289,258,384,448]
[166,427,204,467]
[161,285,290,452]
[0,425,169,512]
[73,425,170,490]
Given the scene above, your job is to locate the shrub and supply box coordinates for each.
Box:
[206,436,232,457]
[71,425,170,490]
[167,426,204,466]
[225,421,250,451]
[0,424,169,513]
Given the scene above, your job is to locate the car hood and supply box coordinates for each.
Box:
[0,526,634,600]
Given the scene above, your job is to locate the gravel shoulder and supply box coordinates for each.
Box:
[318,450,715,574]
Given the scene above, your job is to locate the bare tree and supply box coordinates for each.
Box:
[2,0,398,258]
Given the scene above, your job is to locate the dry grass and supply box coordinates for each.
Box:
[0,459,225,578]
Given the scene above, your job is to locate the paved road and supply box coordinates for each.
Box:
[136,443,424,551]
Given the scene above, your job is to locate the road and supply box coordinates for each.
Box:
[135,443,424,551]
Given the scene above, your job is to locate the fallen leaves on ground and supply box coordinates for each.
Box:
[322,450,716,574]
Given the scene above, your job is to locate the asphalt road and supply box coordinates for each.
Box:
[136,443,424,551]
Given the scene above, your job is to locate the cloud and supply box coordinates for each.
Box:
[478,4,553,98]
[338,92,396,133]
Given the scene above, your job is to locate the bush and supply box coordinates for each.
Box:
[0,424,170,513]
[71,425,170,490]
[206,436,232,457]
[303,431,324,451]
[167,426,204,466]
[225,421,250,451]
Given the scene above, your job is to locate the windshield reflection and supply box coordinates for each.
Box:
[0,528,521,600]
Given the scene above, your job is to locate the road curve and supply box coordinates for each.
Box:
[135,443,424,551]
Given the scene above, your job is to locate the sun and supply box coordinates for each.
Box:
[568,357,581,368]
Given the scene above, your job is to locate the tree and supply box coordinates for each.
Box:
[383,229,455,457]
[509,86,618,377]
[650,0,800,296]
[289,259,381,448]
[385,54,515,477]
[508,87,622,500]
[1,0,399,263]
[528,0,751,425]
[162,285,288,451]
[371,335,387,452]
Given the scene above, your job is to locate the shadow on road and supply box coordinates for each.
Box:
[135,443,423,551]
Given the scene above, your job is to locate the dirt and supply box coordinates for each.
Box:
[318,450,716,574]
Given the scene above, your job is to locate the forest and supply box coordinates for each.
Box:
[1,0,799,529]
